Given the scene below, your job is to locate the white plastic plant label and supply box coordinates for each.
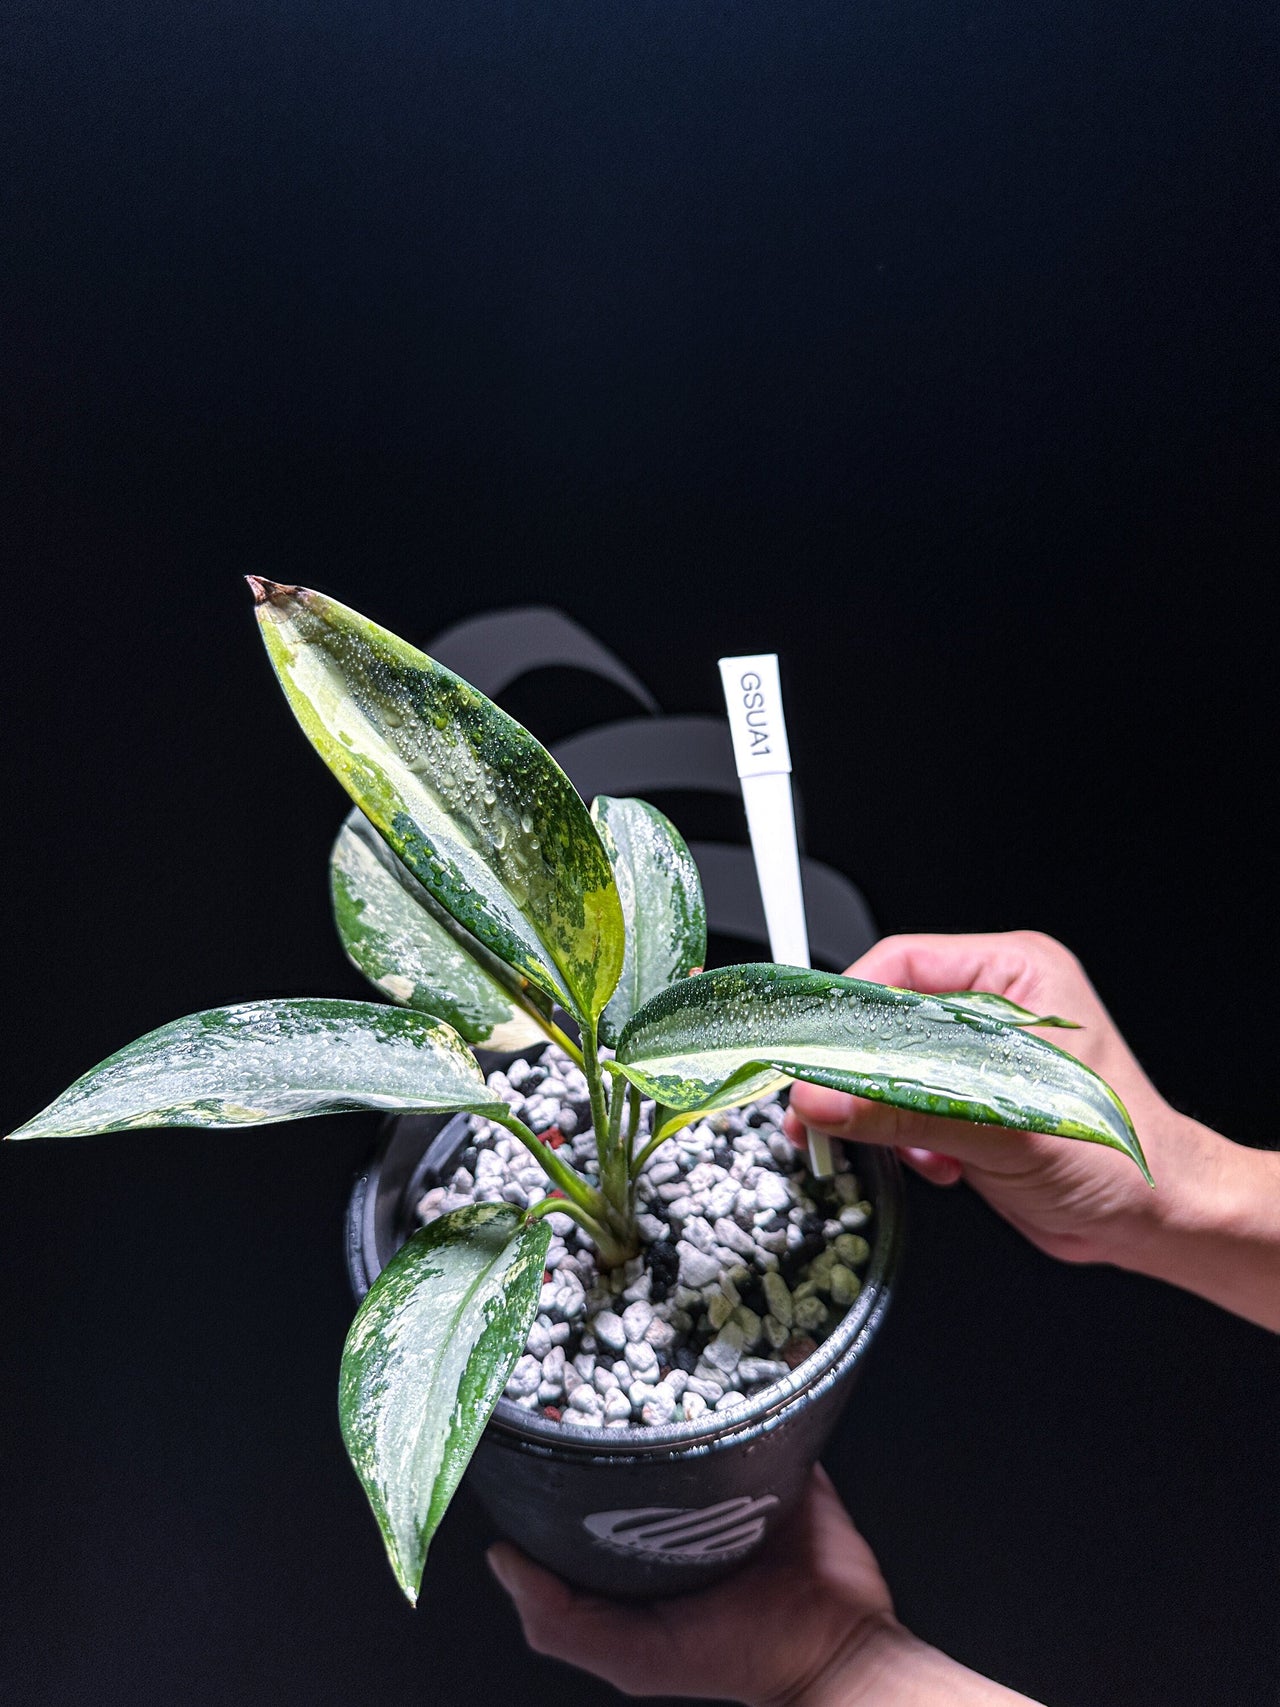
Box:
[717,653,833,1177]
[718,653,793,778]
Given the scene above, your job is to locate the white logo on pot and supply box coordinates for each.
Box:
[582,1495,780,1563]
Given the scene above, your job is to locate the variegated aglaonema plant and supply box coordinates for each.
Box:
[9,583,1152,1603]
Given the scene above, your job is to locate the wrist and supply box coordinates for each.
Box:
[1114,1112,1280,1330]
[791,1622,1039,1707]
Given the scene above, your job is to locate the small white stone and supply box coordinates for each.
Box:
[755,1172,793,1212]
[703,1321,745,1375]
[604,1389,632,1421]
[624,1340,660,1381]
[593,1309,627,1353]
[622,1301,653,1342]
[682,1392,709,1421]
[739,1356,789,1385]
[715,1391,748,1412]
[713,1216,756,1258]
[641,1387,677,1426]
[526,1320,552,1359]
[677,1242,720,1289]
[684,1374,724,1403]
[829,1265,861,1307]
[505,1355,540,1398]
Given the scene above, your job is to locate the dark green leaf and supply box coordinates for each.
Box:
[8,999,505,1138]
[251,581,624,1021]
[592,795,706,1048]
[339,1205,551,1603]
[615,964,1149,1178]
[332,809,553,1051]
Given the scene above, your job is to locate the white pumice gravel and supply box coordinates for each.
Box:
[415,1043,874,1429]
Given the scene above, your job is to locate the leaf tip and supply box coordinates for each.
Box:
[245,576,299,608]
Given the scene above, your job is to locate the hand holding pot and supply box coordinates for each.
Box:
[488,1465,1034,1706]
[785,931,1280,1331]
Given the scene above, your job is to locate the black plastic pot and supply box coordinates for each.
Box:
[347,1104,903,1599]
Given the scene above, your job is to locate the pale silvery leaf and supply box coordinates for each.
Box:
[592,795,706,1048]
[339,1205,550,1603]
[332,810,551,1052]
[8,999,506,1138]
[616,964,1150,1179]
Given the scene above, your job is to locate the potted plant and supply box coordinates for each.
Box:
[9,582,1149,1606]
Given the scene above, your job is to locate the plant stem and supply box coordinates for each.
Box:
[625,1082,642,1153]
[522,1184,636,1268]
[630,1104,690,1178]
[489,1108,600,1217]
[522,1191,619,1253]
[577,1019,638,1261]
[532,1012,585,1067]
[580,1019,612,1174]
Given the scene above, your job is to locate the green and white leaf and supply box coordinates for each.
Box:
[8,999,507,1138]
[615,965,1150,1178]
[592,795,706,1048]
[339,1204,551,1603]
[252,581,624,1022]
[934,990,1080,1029]
[332,810,552,1052]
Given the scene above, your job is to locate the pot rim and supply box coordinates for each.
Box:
[347,1104,904,1460]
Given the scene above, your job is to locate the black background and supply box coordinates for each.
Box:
[2,3,1277,1704]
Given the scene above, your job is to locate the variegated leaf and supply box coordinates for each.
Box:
[934,990,1080,1029]
[332,809,551,1051]
[339,1205,551,1603]
[251,581,624,1022]
[615,965,1149,1178]
[7,999,506,1138]
[592,795,706,1048]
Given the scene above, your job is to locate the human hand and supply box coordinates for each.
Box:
[785,932,1280,1328]
[487,1466,895,1705]
[487,1466,1029,1706]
